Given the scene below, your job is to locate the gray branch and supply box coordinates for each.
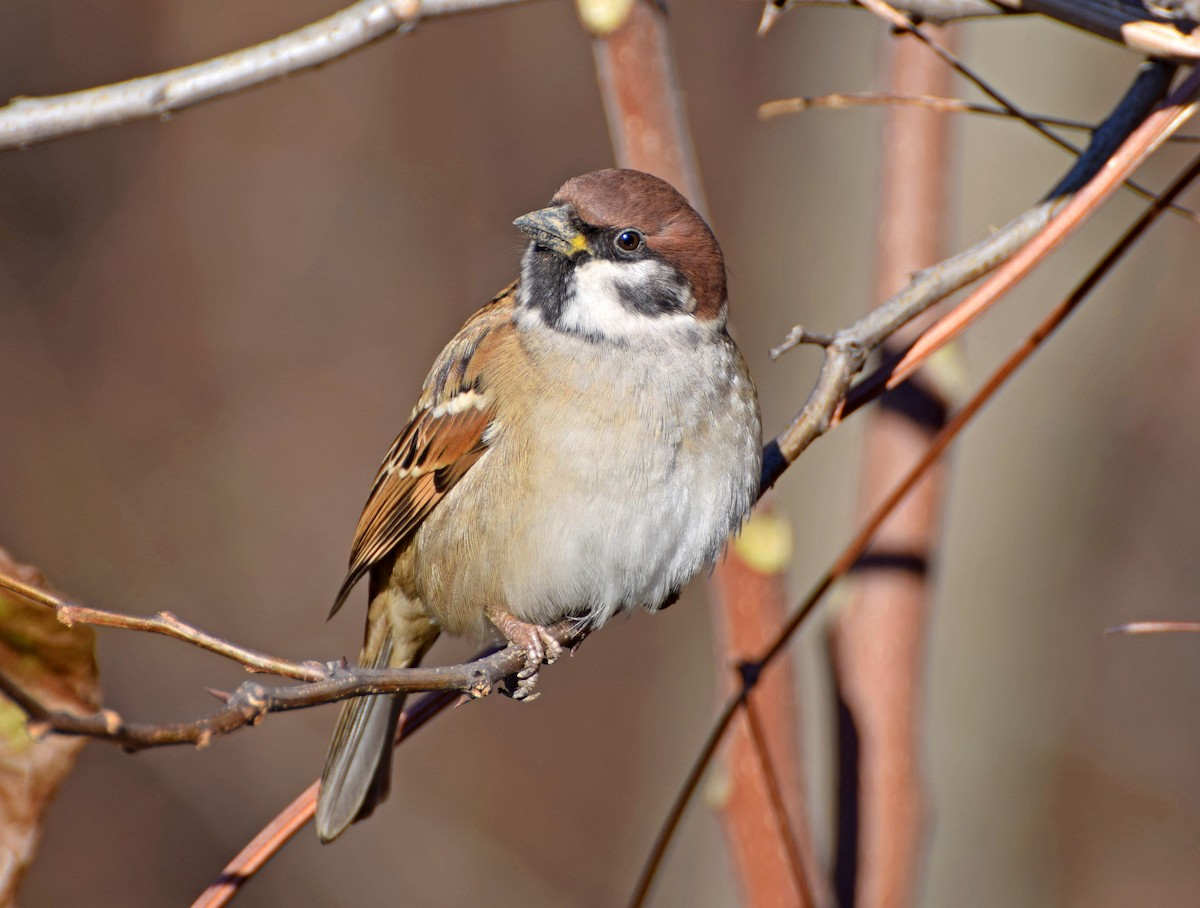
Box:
[0,0,532,151]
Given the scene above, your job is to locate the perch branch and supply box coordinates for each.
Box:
[0,610,575,750]
[0,0,533,151]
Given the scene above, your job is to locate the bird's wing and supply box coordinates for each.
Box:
[329,284,518,617]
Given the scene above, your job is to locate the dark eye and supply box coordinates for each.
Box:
[614,229,643,253]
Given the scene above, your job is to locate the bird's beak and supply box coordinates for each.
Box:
[513,205,588,258]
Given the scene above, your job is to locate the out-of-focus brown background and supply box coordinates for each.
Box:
[2,2,1198,905]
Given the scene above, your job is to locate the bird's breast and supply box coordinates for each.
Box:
[411,329,761,637]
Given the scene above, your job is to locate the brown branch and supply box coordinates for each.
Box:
[710,514,825,907]
[758,91,1200,144]
[0,571,326,682]
[0,0,534,151]
[586,0,704,206]
[192,688,458,908]
[741,694,814,906]
[630,142,1200,908]
[627,695,743,908]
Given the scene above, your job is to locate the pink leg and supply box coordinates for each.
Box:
[485,606,568,701]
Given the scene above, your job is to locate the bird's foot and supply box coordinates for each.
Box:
[486,607,567,701]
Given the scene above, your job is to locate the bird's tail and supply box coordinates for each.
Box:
[316,588,438,843]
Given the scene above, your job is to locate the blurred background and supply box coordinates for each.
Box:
[1,1,1198,905]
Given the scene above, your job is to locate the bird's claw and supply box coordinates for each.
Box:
[486,607,566,702]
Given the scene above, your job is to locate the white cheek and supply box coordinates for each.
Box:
[561,259,696,342]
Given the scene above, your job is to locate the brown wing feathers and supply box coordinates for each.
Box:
[327,288,515,618]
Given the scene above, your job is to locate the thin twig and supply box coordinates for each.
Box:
[1106,621,1200,635]
[0,571,326,682]
[627,695,743,908]
[758,0,1009,35]
[0,0,533,151]
[630,143,1200,907]
[192,687,459,908]
[742,694,813,906]
[757,91,1200,144]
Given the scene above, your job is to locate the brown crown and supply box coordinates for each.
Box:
[552,169,728,321]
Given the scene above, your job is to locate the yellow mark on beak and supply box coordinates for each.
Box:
[569,232,589,255]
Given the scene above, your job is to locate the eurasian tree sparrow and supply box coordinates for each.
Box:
[316,169,761,843]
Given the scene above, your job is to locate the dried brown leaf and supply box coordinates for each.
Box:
[0,547,99,906]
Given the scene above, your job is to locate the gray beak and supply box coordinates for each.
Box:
[513,206,588,257]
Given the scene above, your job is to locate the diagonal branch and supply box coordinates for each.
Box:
[0,0,533,151]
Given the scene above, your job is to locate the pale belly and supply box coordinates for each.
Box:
[409,336,761,638]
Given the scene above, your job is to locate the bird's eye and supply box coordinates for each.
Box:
[614,229,643,253]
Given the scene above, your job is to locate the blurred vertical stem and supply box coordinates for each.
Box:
[582,1,824,904]
[830,27,957,908]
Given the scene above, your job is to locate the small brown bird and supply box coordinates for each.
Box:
[316,169,761,842]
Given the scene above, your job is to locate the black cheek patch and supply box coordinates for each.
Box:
[615,272,691,317]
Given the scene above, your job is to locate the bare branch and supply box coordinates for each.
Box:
[741,694,814,906]
[995,0,1200,62]
[0,571,326,682]
[758,91,1200,143]
[0,0,532,152]
[192,688,458,908]
[0,627,582,751]
[856,0,1195,217]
